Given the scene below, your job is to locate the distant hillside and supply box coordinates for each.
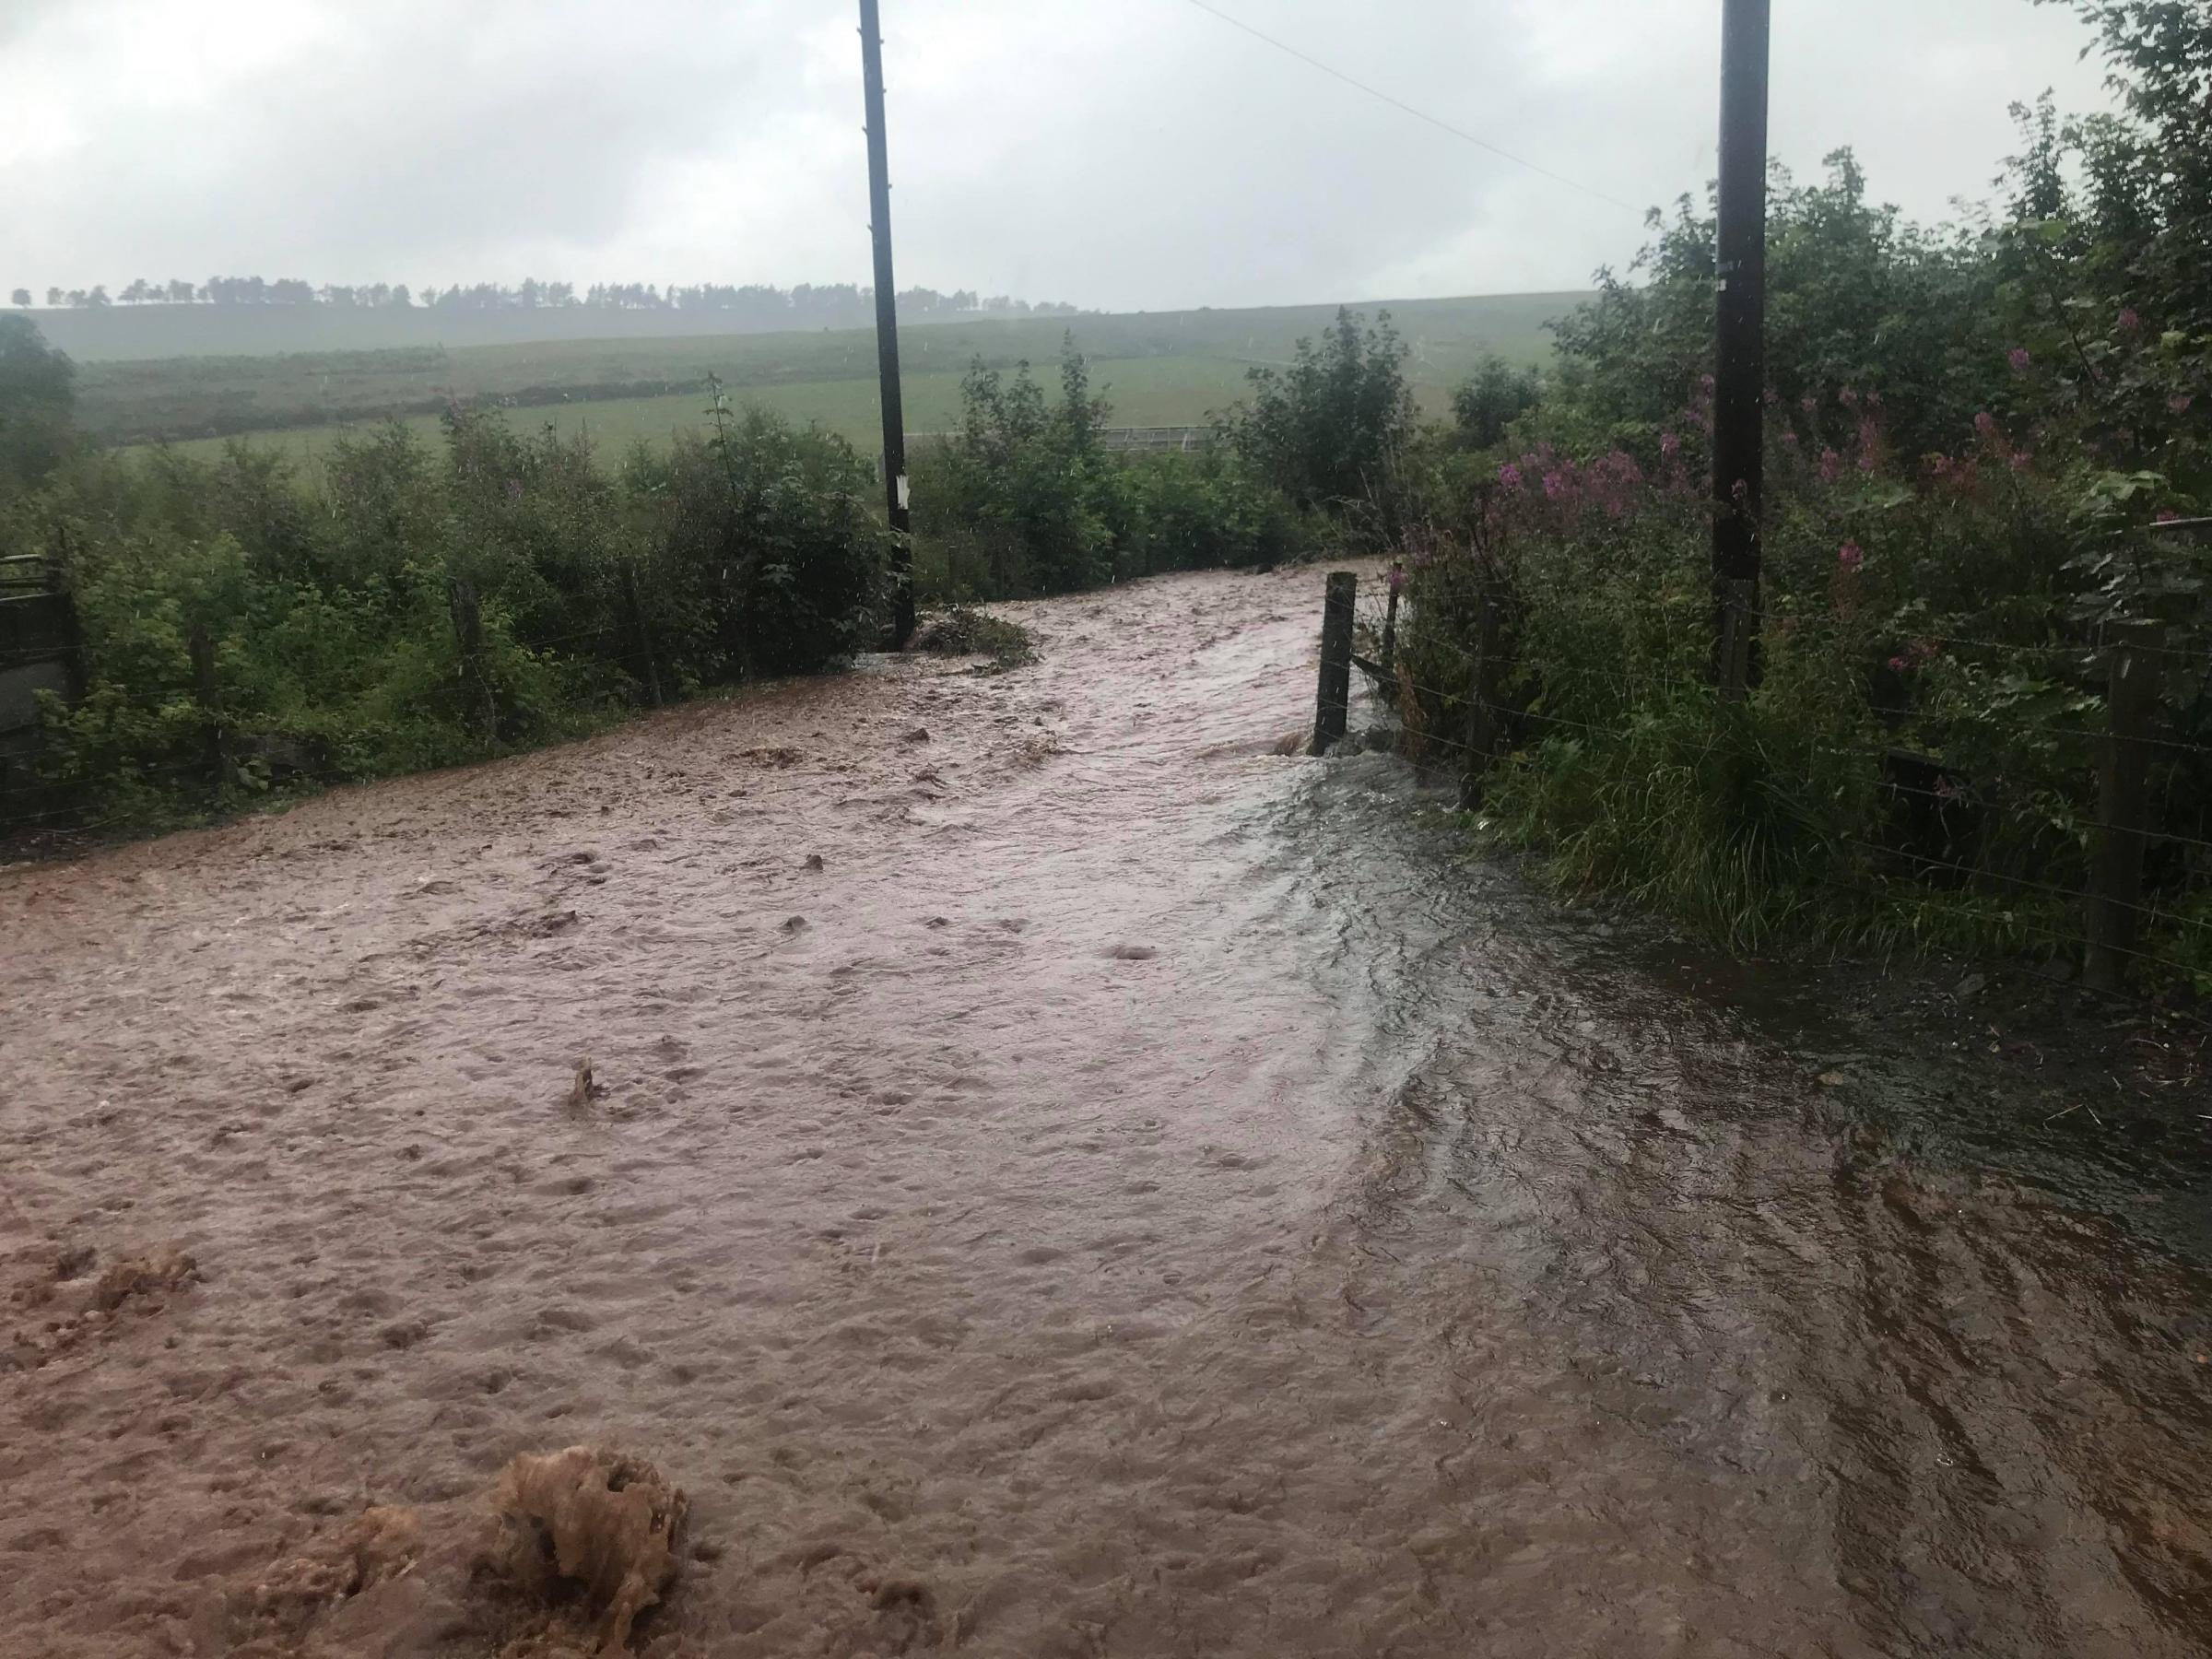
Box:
[3,288,1075,362]
[76,292,1588,453]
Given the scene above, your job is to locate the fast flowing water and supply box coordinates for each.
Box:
[2,564,2206,1657]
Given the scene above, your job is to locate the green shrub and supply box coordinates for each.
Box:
[915,343,1116,597]
[1112,452,1310,577]
[0,314,77,489]
[1220,307,1416,537]
[910,605,1036,674]
[11,397,891,830]
[1400,426,2206,977]
[912,336,1312,602]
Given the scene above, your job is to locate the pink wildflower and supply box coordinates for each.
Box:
[1781,430,1800,447]
[1800,394,1818,414]
[1498,463,1523,490]
[1819,449,1843,484]
[1840,388,1860,408]
[1542,471,1569,501]
[1974,411,2000,439]
[2170,394,2194,416]
[2157,509,2183,524]
[2011,451,2033,472]
[1865,390,1883,408]
[2008,347,2031,372]
[1888,656,1909,672]
[2118,308,2142,333]
[1659,431,1682,460]
[1838,541,1864,570]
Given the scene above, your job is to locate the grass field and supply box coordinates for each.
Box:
[78,291,1583,458]
[135,354,1481,469]
[13,298,989,360]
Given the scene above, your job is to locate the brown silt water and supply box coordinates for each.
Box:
[3,565,2208,1656]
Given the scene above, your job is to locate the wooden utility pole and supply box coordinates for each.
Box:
[859,0,915,647]
[1456,593,1504,809]
[1712,0,1771,696]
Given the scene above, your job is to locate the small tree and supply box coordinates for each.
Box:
[8,288,29,309]
[1544,152,2006,465]
[925,338,1117,595]
[0,314,78,488]
[1450,354,1545,450]
[1223,307,1417,528]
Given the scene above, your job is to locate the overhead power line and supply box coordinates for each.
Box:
[1176,0,1644,216]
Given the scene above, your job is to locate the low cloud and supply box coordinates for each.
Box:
[0,0,2115,309]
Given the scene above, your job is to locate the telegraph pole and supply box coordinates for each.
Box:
[858,0,914,646]
[1712,0,1770,695]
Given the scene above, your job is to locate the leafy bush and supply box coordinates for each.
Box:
[1112,451,1310,577]
[1448,354,1545,452]
[1390,3,2212,988]
[0,314,77,489]
[1541,152,2011,469]
[912,337,1311,602]
[910,605,1036,674]
[912,343,1116,597]
[625,402,892,683]
[1400,420,2206,977]
[6,380,891,830]
[1221,307,1417,535]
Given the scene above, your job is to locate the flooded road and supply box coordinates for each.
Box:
[3,563,2208,1656]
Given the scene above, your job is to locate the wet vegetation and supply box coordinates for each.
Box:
[911,341,1315,599]
[1388,0,2212,991]
[908,606,1038,675]
[1,363,892,830]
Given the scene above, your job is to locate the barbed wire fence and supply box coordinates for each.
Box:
[1321,542,2212,1001]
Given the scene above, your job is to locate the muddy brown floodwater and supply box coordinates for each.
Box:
[4,564,2210,1657]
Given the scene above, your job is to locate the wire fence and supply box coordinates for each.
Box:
[1331,559,2212,997]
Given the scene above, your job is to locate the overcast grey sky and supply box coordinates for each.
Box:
[0,0,2116,310]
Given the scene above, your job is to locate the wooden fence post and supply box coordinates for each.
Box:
[1718,577,1758,702]
[447,580,498,744]
[1309,571,1357,756]
[1380,560,1403,690]
[1458,594,1503,809]
[2085,618,2165,993]
[187,622,227,794]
